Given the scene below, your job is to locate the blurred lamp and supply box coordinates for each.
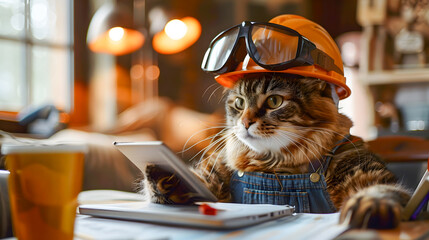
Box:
[152,17,201,54]
[87,3,145,56]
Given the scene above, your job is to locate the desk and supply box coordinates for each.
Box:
[75,190,429,240]
[74,216,429,240]
[74,213,429,240]
[338,220,429,240]
[74,212,347,240]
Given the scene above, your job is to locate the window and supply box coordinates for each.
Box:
[0,0,73,112]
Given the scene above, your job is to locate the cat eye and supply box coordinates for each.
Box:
[266,95,283,109]
[235,97,245,110]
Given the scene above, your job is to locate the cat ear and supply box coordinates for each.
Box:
[317,81,327,92]
[314,79,329,97]
[319,81,339,108]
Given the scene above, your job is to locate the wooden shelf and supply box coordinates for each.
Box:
[359,68,429,85]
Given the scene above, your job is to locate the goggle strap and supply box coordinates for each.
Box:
[311,49,343,75]
[329,83,340,108]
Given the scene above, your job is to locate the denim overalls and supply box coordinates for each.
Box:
[230,135,360,213]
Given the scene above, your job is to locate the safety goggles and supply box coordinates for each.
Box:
[201,21,342,75]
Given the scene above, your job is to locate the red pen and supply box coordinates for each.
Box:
[198,203,218,215]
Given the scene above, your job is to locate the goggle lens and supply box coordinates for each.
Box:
[251,25,299,66]
[203,27,240,72]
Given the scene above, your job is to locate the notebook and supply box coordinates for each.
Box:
[77,141,295,229]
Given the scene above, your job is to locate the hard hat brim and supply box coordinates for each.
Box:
[215,65,351,99]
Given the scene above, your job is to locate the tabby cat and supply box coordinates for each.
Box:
[142,73,411,229]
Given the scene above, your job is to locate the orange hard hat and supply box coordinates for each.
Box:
[215,15,351,99]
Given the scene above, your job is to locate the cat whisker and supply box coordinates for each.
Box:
[272,134,294,156]
[282,125,352,143]
[201,138,228,169]
[275,131,319,171]
[202,83,220,99]
[204,134,243,177]
[276,129,338,171]
[285,126,363,161]
[181,126,228,155]
[194,130,237,169]
[254,131,280,169]
[208,85,224,103]
[192,133,230,165]
[277,126,354,154]
[208,144,228,177]
[277,129,332,156]
[191,139,228,167]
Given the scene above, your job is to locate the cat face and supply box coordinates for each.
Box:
[225,74,336,154]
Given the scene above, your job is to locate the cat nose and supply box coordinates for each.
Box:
[242,118,255,129]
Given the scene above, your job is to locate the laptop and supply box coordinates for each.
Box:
[79,201,294,229]
[78,141,295,229]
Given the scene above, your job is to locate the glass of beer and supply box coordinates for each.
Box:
[2,143,86,240]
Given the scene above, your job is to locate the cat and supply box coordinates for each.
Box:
[141,73,411,229]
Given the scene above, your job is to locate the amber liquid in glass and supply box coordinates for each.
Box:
[7,153,84,240]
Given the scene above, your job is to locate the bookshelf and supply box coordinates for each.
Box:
[360,68,429,86]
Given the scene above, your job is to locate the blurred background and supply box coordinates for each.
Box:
[0,0,362,133]
[2,0,429,141]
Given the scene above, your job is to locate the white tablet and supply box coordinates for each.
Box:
[402,170,429,221]
[113,141,218,202]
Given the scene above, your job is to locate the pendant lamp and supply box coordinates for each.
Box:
[152,17,201,55]
[87,3,145,56]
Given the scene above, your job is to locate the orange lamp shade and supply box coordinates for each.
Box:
[87,3,145,56]
[88,27,145,55]
[153,17,201,55]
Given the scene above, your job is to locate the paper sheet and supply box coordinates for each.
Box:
[74,212,347,240]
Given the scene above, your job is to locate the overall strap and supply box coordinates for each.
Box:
[320,134,363,174]
[308,134,349,174]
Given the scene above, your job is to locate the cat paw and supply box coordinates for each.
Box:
[339,192,402,229]
[143,164,197,204]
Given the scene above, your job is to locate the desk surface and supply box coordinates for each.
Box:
[75,212,347,240]
[339,220,429,240]
[76,190,429,240]
[74,215,429,240]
